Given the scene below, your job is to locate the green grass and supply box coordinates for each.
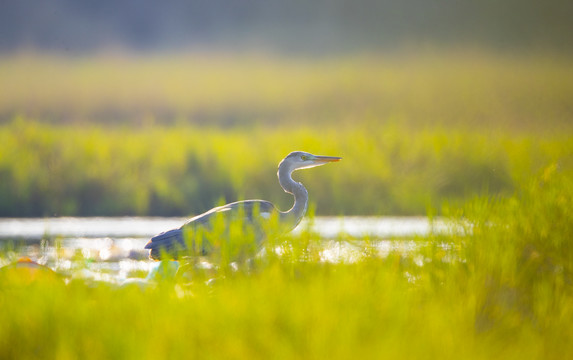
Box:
[1,166,572,359]
[0,50,572,359]
[1,52,572,133]
[0,118,570,216]
[1,51,572,217]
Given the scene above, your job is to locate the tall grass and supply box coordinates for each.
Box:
[1,52,571,217]
[1,51,572,217]
[1,118,570,216]
[0,51,572,358]
[1,166,571,359]
[1,52,572,134]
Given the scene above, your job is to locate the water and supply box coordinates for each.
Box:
[0,216,452,283]
[0,216,448,240]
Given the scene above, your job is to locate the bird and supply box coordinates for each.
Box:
[144,151,341,260]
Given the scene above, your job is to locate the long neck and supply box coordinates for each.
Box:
[277,163,308,230]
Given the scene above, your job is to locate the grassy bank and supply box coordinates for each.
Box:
[1,119,570,216]
[1,166,572,359]
[1,52,572,133]
[1,52,572,217]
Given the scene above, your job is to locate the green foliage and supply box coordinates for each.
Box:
[1,51,572,359]
[0,117,570,216]
[0,52,571,216]
[461,164,573,338]
[1,167,572,359]
[0,52,572,216]
[1,52,572,133]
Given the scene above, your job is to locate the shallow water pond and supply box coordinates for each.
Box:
[0,216,452,283]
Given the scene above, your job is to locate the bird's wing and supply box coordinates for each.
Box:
[144,228,186,259]
[181,200,276,228]
[145,200,277,260]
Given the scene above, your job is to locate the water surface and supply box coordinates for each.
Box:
[0,216,451,282]
[0,216,447,239]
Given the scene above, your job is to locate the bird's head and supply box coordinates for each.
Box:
[279,151,341,172]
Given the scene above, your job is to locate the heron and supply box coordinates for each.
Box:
[144,151,341,260]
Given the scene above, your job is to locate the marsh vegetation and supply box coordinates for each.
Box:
[0,52,572,359]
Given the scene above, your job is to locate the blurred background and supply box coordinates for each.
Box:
[1,0,572,217]
[2,0,573,53]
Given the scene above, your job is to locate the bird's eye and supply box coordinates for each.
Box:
[301,155,308,161]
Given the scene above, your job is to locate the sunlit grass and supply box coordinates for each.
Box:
[0,118,570,217]
[1,51,572,216]
[0,50,572,358]
[1,51,571,217]
[1,166,572,359]
[1,51,572,133]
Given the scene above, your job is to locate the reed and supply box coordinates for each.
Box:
[1,166,571,359]
[0,118,570,217]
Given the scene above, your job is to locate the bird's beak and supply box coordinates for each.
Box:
[312,155,342,163]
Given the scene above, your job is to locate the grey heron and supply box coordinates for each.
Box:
[144,151,341,260]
